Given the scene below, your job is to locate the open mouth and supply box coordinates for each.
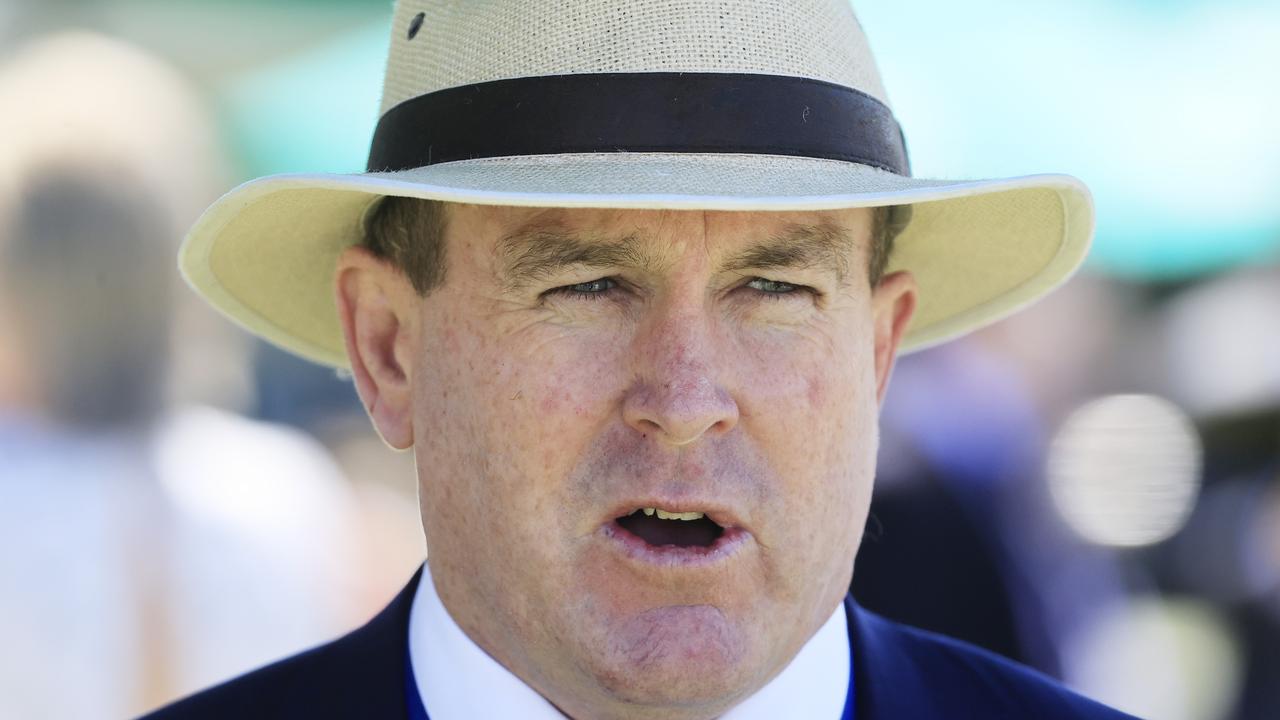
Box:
[614,507,725,549]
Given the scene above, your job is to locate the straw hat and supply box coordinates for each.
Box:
[181,0,1093,368]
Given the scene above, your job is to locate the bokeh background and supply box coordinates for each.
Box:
[1,1,1277,718]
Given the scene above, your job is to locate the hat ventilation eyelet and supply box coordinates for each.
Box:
[407,12,425,40]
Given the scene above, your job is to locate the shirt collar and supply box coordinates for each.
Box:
[408,561,850,719]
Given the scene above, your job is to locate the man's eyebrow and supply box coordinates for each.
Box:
[720,221,856,284]
[495,225,657,292]
[495,219,857,292]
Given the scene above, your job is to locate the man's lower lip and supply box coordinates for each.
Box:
[602,521,750,567]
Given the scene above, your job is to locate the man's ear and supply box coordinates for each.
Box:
[870,270,917,405]
[334,244,417,449]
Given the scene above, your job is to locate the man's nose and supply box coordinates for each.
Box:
[621,308,740,447]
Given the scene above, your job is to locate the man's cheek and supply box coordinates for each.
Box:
[525,380,613,519]
[481,353,617,497]
[521,340,626,423]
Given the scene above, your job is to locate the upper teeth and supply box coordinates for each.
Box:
[643,507,705,521]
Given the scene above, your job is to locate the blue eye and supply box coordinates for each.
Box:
[548,277,618,300]
[747,278,806,298]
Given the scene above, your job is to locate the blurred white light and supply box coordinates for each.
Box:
[1065,597,1242,720]
[1164,269,1280,417]
[1048,394,1202,547]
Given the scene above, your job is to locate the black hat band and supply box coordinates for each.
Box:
[367,72,910,176]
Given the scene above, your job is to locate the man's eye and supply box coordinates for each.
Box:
[547,277,618,300]
[747,278,807,298]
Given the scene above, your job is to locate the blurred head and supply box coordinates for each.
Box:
[0,165,173,427]
[0,31,231,423]
[335,200,916,719]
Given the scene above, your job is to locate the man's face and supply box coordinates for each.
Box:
[344,203,914,719]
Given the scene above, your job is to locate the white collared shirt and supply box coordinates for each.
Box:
[408,562,850,719]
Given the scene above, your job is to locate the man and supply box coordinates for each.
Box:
[145,0,1133,717]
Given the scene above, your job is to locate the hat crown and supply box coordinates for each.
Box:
[380,0,889,117]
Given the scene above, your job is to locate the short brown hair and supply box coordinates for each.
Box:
[363,198,900,294]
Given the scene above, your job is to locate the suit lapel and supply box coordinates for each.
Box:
[846,595,936,720]
[324,564,424,719]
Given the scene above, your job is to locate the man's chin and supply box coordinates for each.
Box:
[590,604,756,709]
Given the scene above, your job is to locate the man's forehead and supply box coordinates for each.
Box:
[450,203,870,258]
[448,203,875,291]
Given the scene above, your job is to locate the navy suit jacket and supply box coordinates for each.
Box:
[141,566,1138,719]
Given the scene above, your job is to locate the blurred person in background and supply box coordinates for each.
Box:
[143,0,1135,718]
[853,279,1135,677]
[1152,268,1280,719]
[0,32,374,718]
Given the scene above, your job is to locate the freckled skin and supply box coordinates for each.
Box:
[340,204,915,720]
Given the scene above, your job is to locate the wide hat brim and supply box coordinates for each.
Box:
[180,152,1092,369]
